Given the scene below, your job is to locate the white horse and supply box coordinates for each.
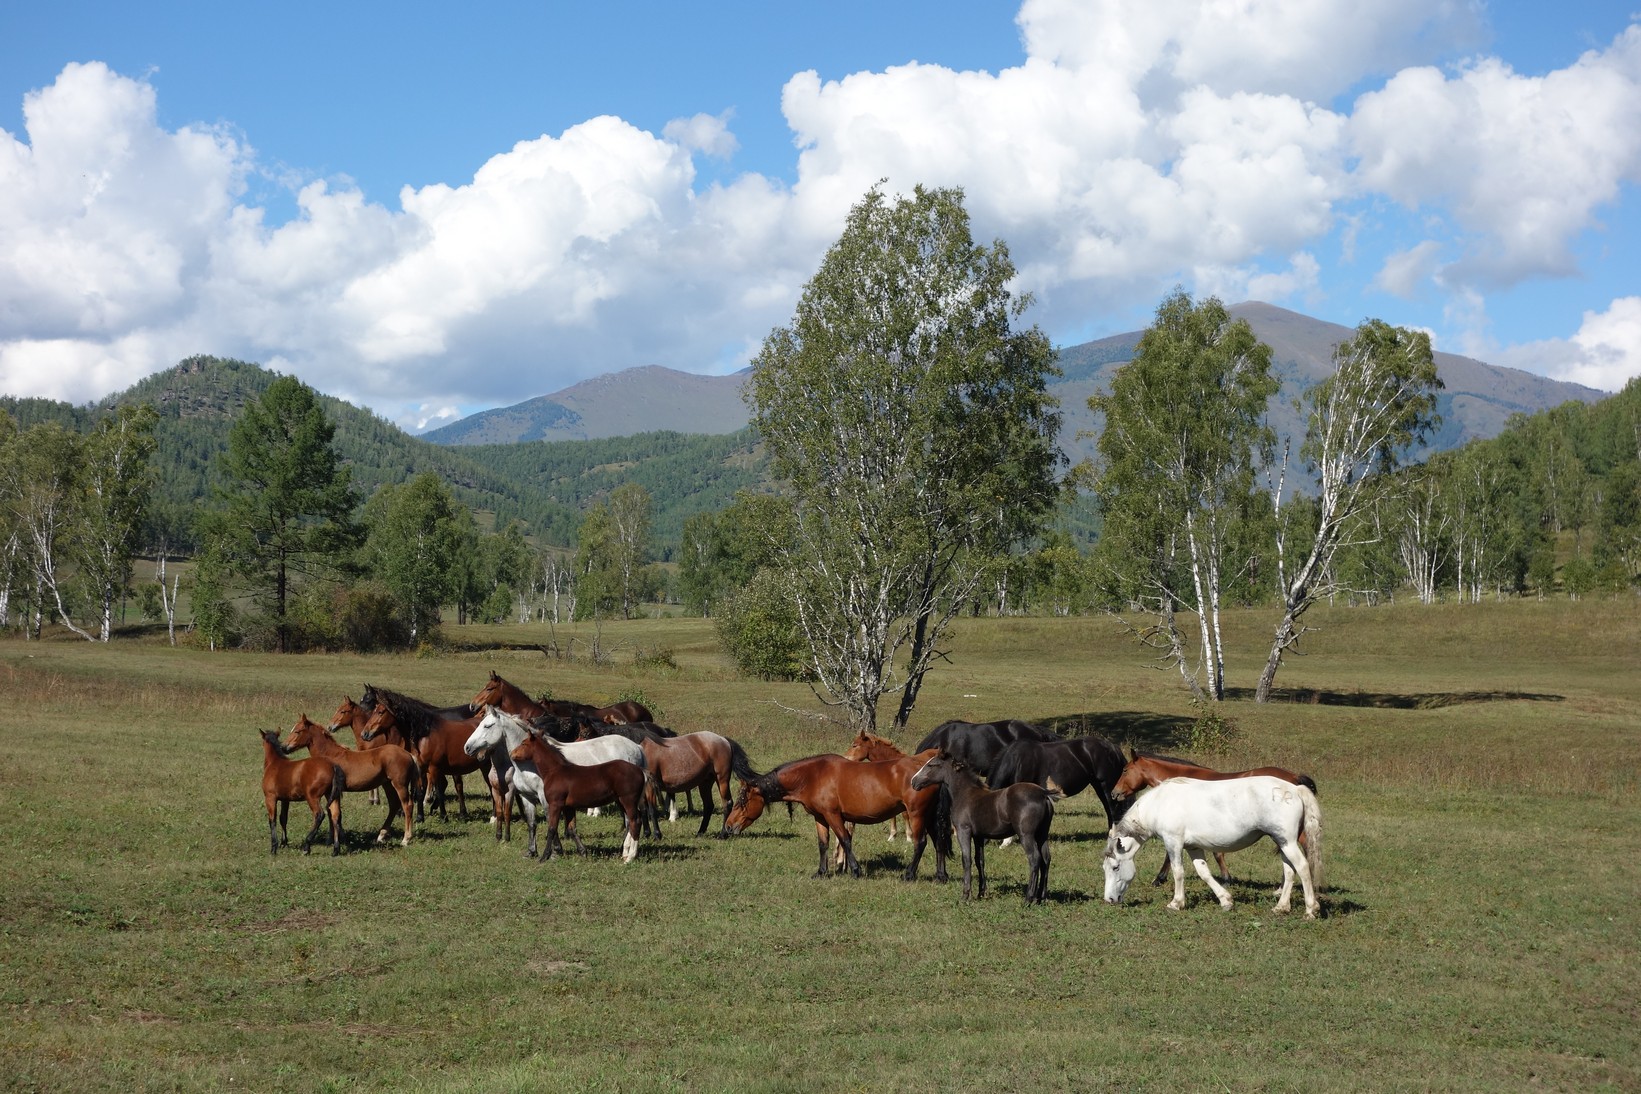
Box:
[464,706,656,855]
[1101,775,1323,919]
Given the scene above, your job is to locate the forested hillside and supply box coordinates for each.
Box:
[0,356,767,553]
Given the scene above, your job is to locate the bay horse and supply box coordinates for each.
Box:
[508,730,645,862]
[464,706,660,851]
[360,686,493,823]
[842,730,916,843]
[910,751,1061,904]
[283,714,421,847]
[986,733,1127,831]
[258,729,344,855]
[724,752,949,881]
[579,721,759,837]
[1113,750,1319,885]
[1102,776,1324,919]
[913,719,1055,779]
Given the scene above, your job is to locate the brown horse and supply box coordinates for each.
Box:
[361,686,494,824]
[259,729,344,855]
[842,730,911,843]
[327,694,396,807]
[580,721,759,837]
[283,714,421,847]
[910,751,1061,904]
[471,671,652,726]
[1113,750,1319,885]
[724,752,949,881]
[508,731,645,862]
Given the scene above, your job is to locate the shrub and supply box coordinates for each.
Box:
[714,568,810,681]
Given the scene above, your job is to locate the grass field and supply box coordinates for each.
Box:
[1,598,1637,1092]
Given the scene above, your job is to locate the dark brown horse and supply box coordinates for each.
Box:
[508,731,645,862]
[579,721,759,836]
[282,714,421,847]
[1113,750,1319,885]
[724,752,948,881]
[910,751,1061,904]
[361,686,494,823]
[259,729,344,855]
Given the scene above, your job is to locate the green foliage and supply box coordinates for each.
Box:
[1090,289,1277,699]
[746,183,1062,726]
[677,491,794,616]
[714,568,810,681]
[361,472,467,642]
[1185,701,1242,755]
[207,375,359,652]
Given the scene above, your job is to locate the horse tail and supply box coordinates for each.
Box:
[932,784,953,859]
[1043,777,1067,802]
[727,739,761,785]
[409,757,426,808]
[1296,773,1318,795]
[1299,784,1323,891]
[328,762,347,805]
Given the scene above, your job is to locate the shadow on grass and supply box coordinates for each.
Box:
[1222,686,1564,708]
[1039,710,1195,750]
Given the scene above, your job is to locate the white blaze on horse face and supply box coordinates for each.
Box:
[909,757,935,788]
[1102,836,1138,904]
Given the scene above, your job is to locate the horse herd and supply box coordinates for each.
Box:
[259,671,1325,918]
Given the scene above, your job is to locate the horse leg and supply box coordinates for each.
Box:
[266,796,280,855]
[833,823,853,871]
[1216,851,1230,883]
[1190,850,1236,910]
[299,794,326,854]
[1166,847,1190,911]
[695,784,714,838]
[974,836,988,899]
[813,820,832,878]
[566,810,589,856]
[1028,834,1051,905]
[958,826,975,900]
[278,800,291,848]
[901,808,926,882]
[835,819,862,878]
[620,799,640,863]
[540,803,562,861]
[667,791,679,824]
[1272,836,1317,918]
[454,774,469,821]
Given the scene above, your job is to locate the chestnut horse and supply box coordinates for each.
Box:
[1113,750,1319,885]
[282,714,421,847]
[579,721,759,836]
[508,731,645,862]
[470,670,652,726]
[258,729,344,855]
[910,751,1061,904]
[724,752,949,881]
[361,686,493,823]
[841,730,911,843]
[327,694,406,809]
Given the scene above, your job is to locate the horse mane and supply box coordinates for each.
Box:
[369,685,445,741]
[1132,749,1203,767]
[739,757,808,805]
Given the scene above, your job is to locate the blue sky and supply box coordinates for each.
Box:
[2,1,1638,431]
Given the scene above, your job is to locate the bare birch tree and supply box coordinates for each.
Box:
[1256,319,1442,702]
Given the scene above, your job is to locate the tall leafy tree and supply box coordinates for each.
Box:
[361,472,466,643]
[78,404,159,641]
[572,501,620,622]
[1257,319,1442,701]
[6,421,88,639]
[745,183,1062,730]
[1090,290,1275,701]
[608,482,653,619]
[208,376,358,652]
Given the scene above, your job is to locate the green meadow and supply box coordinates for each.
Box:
[1,598,1637,1092]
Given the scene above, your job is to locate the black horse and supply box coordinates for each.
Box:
[913,719,1055,779]
[987,733,1128,831]
[910,751,1060,905]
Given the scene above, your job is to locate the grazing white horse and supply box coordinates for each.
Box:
[464,706,654,849]
[1101,775,1323,919]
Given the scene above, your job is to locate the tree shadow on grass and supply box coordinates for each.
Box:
[1222,686,1564,708]
[1039,710,1196,751]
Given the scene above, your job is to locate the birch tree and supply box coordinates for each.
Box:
[77,404,159,641]
[746,184,1062,730]
[1257,319,1442,702]
[1090,290,1275,701]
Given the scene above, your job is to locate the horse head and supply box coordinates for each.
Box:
[1101,832,1143,905]
[280,714,325,753]
[723,782,767,833]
